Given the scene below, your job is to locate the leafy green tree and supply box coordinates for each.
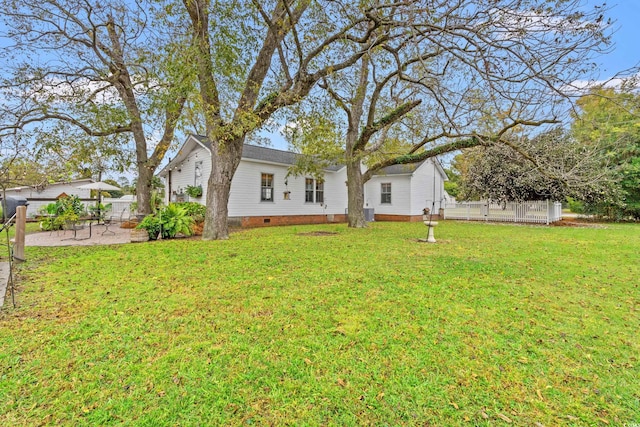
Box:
[181,0,406,238]
[572,88,640,219]
[282,0,612,228]
[454,128,618,205]
[443,168,461,200]
[0,0,190,215]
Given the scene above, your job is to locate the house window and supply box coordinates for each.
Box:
[261,173,274,202]
[316,181,324,204]
[194,160,203,187]
[305,178,324,203]
[381,183,391,204]
[305,178,314,202]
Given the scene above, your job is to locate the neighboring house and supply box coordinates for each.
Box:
[158,135,447,227]
[1,178,94,218]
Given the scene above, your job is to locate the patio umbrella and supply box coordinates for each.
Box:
[76,181,121,216]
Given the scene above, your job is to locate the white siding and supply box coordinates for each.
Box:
[323,167,348,215]
[4,182,92,200]
[167,146,210,203]
[410,160,446,215]
[228,160,347,217]
[364,175,412,215]
[157,135,447,220]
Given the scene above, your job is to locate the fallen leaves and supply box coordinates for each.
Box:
[496,413,513,423]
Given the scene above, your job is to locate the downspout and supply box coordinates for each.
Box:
[168,170,172,205]
[167,157,172,205]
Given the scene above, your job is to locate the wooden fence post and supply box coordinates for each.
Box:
[14,206,26,262]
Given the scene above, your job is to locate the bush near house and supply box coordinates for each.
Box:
[136,203,195,239]
[174,201,206,222]
[174,202,206,235]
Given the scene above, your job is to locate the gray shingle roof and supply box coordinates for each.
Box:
[378,162,424,175]
[192,135,343,171]
[191,135,439,176]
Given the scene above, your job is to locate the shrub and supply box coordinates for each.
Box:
[174,202,206,222]
[136,204,195,240]
[567,198,584,214]
[56,195,85,216]
[136,215,162,240]
[160,204,194,238]
[38,196,85,231]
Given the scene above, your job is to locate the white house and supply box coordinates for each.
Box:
[158,135,447,227]
[1,178,94,218]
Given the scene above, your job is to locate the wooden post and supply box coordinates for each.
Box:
[14,206,26,262]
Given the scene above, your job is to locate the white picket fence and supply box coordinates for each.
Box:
[102,197,134,220]
[444,200,563,224]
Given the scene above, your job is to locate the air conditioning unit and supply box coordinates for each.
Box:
[364,208,375,222]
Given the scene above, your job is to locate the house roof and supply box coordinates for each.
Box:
[163,135,343,173]
[2,178,94,192]
[160,134,447,179]
[380,163,423,175]
[377,159,448,180]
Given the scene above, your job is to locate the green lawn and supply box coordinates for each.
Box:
[1,221,638,426]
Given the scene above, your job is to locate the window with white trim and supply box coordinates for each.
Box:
[316,180,324,204]
[381,182,391,204]
[261,173,274,202]
[305,178,324,203]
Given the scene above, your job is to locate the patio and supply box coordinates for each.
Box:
[24,224,132,247]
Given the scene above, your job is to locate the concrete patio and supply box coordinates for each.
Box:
[24,223,132,247]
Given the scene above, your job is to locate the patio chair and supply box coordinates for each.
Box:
[108,208,130,225]
[100,209,116,236]
[62,218,89,240]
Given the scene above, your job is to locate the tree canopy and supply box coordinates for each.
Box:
[451,86,640,220]
[453,128,619,204]
[0,0,617,236]
[571,88,640,218]
[0,0,190,214]
[284,0,613,227]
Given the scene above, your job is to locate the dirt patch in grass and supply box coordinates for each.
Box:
[413,239,452,244]
[297,231,339,236]
[551,219,607,228]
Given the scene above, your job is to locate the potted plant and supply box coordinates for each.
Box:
[185,185,203,198]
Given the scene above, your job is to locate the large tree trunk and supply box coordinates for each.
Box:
[135,162,154,216]
[202,138,243,240]
[346,158,367,228]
